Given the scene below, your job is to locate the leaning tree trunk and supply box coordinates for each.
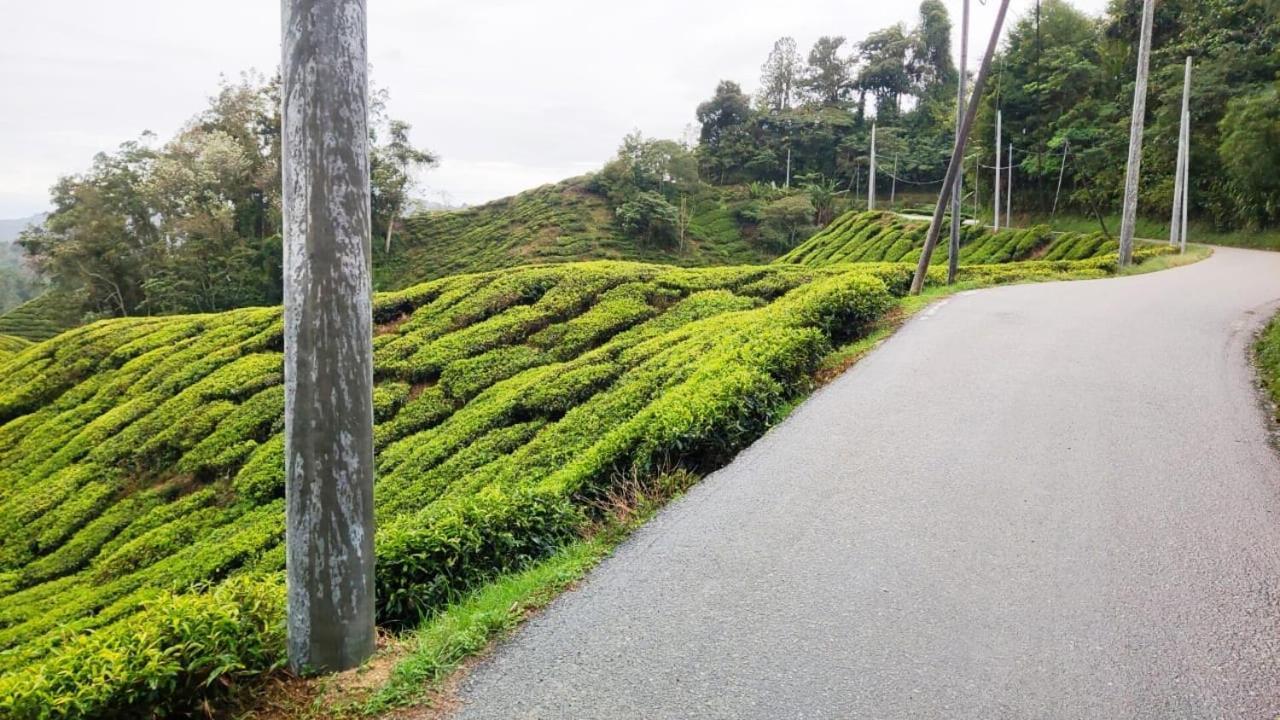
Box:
[281,0,377,674]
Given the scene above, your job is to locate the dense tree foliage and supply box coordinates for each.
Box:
[967,0,1280,228]
[692,0,1279,230]
[18,74,434,319]
[694,1,962,200]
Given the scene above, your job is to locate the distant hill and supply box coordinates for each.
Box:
[375,177,776,290]
[0,214,45,244]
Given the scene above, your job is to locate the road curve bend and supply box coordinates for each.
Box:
[452,247,1280,719]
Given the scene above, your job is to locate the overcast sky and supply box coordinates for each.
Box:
[0,0,1109,218]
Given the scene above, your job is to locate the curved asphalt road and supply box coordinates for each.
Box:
[452,247,1280,719]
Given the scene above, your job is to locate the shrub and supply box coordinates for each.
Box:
[0,575,285,720]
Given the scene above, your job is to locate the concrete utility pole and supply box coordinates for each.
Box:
[994,110,1002,231]
[948,0,970,285]
[1052,138,1069,218]
[868,124,877,210]
[891,154,899,207]
[1118,0,1156,267]
[281,0,377,674]
[1006,144,1013,227]
[1170,56,1191,247]
[1180,108,1190,253]
[910,0,1013,295]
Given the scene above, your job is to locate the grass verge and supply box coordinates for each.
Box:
[1257,312,1280,426]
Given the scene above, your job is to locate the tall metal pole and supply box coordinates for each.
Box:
[1118,0,1156,267]
[1180,108,1190,253]
[910,0,1013,295]
[282,0,376,674]
[994,110,1002,231]
[948,0,970,285]
[1170,56,1191,247]
[868,123,877,210]
[1006,144,1013,227]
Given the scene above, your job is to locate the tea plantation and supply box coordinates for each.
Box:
[0,335,28,363]
[375,179,774,290]
[0,260,912,717]
[777,211,1120,268]
[0,217,1184,717]
[0,292,83,342]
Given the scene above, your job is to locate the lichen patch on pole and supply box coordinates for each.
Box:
[281,0,376,674]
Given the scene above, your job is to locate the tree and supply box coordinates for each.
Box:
[18,141,160,317]
[595,131,698,205]
[856,24,913,121]
[18,72,433,318]
[697,80,752,144]
[800,36,854,106]
[616,191,680,246]
[371,119,437,253]
[758,37,804,113]
[911,0,957,98]
[1219,82,1280,227]
[759,195,816,250]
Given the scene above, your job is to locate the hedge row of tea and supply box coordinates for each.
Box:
[1258,313,1280,424]
[0,292,83,342]
[0,260,904,717]
[0,335,28,363]
[777,211,1118,268]
[377,180,772,291]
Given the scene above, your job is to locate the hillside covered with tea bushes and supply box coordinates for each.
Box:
[376,179,776,290]
[0,335,28,363]
[777,211,1120,268]
[0,260,908,717]
[0,292,83,342]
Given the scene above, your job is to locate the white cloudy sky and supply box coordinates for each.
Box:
[0,0,1109,218]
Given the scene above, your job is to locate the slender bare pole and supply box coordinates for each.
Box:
[1170,56,1191,247]
[910,0,1013,295]
[1051,138,1069,218]
[868,123,877,210]
[1180,108,1191,253]
[1118,0,1156,266]
[891,154,899,207]
[994,110,1002,231]
[1006,144,1013,227]
[282,0,377,674]
[948,0,970,285]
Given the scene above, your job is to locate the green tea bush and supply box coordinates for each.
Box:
[0,575,285,719]
[1257,313,1280,423]
[0,260,902,718]
[777,211,1113,268]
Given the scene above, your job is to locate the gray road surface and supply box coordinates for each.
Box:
[452,247,1280,719]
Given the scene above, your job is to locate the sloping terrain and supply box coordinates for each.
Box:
[0,335,28,363]
[0,292,83,342]
[0,260,903,717]
[777,211,1118,268]
[377,179,773,290]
